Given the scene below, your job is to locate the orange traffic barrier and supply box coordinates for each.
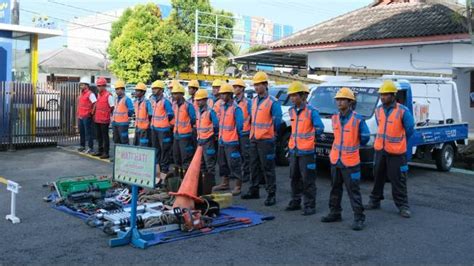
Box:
[170,146,204,209]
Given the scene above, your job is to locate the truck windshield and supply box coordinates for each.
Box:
[309,86,379,118]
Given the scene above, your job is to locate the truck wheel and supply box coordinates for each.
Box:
[276,131,290,166]
[435,143,455,172]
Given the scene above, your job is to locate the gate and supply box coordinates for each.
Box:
[0,82,81,150]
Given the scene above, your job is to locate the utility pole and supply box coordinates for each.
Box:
[468,0,473,44]
[194,9,199,74]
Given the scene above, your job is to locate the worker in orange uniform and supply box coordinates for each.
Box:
[171,81,197,170]
[211,79,223,120]
[241,72,282,206]
[150,80,174,174]
[212,83,244,195]
[233,78,251,183]
[284,82,324,216]
[188,79,214,113]
[195,89,219,187]
[92,77,114,159]
[133,82,153,146]
[320,87,369,230]
[366,80,415,218]
[111,80,134,145]
[77,76,97,154]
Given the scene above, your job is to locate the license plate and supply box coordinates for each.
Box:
[315,147,330,157]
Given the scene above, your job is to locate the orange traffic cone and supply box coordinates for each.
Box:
[170,146,204,209]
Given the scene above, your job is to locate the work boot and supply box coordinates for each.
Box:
[285,200,301,211]
[100,154,110,159]
[212,177,230,191]
[241,189,260,200]
[364,201,381,210]
[92,151,102,157]
[264,193,276,206]
[78,147,85,152]
[301,207,316,216]
[399,207,411,218]
[321,213,342,223]
[352,220,365,231]
[231,180,242,196]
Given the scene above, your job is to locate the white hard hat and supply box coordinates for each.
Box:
[79,76,90,85]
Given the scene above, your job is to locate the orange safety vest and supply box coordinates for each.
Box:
[191,98,214,118]
[112,96,129,123]
[219,102,239,143]
[288,106,316,152]
[250,96,275,140]
[151,98,171,129]
[330,112,361,167]
[213,99,223,121]
[374,103,407,154]
[94,90,112,124]
[173,101,193,135]
[237,96,251,133]
[77,89,93,119]
[134,99,150,130]
[196,108,214,141]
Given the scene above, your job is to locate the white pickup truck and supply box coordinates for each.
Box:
[306,75,468,177]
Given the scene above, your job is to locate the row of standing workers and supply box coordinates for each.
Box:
[77,72,414,231]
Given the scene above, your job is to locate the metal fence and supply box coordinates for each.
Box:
[0,82,81,150]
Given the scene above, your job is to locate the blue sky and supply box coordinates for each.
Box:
[19,0,374,50]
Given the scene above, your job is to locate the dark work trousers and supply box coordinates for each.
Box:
[134,128,151,147]
[239,134,251,182]
[329,164,365,221]
[95,123,110,155]
[199,138,217,178]
[173,136,196,170]
[112,124,129,144]
[289,153,317,209]
[370,150,409,209]
[78,117,93,149]
[151,129,173,173]
[218,144,242,181]
[249,140,276,194]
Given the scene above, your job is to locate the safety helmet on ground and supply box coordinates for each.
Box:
[287,81,309,95]
[114,80,125,89]
[378,80,398,94]
[171,82,185,94]
[188,79,199,89]
[79,76,90,85]
[96,77,107,86]
[219,83,234,94]
[194,89,209,100]
[232,79,246,88]
[334,87,356,101]
[212,79,222,87]
[252,71,268,85]
[151,80,165,89]
[135,82,147,91]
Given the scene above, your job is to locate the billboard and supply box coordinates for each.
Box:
[250,17,274,45]
[0,0,11,24]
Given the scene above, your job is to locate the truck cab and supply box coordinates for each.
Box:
[307,76,468,177]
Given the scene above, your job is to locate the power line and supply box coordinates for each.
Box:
[47,0,121,19]
[20,8,111,32]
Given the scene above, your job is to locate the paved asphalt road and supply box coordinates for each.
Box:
[1,147,474,264]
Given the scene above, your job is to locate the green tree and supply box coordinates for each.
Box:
[108,3,162,83]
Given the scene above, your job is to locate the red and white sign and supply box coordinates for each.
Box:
[191,43,213,57]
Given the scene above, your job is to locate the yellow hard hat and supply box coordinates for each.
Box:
[135,82,147,91]
[114,80,125,89]
[188,79,199,89]
[334,87,356,101]
[219,83,234,94]
[378,80,398,94]
[232,79,246,88]
[212,79,222,87]
[171,82,185,94]
[287,81,309,95]
[252,71,268,85]
[151,80,165,89]
[194,89,209,100]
